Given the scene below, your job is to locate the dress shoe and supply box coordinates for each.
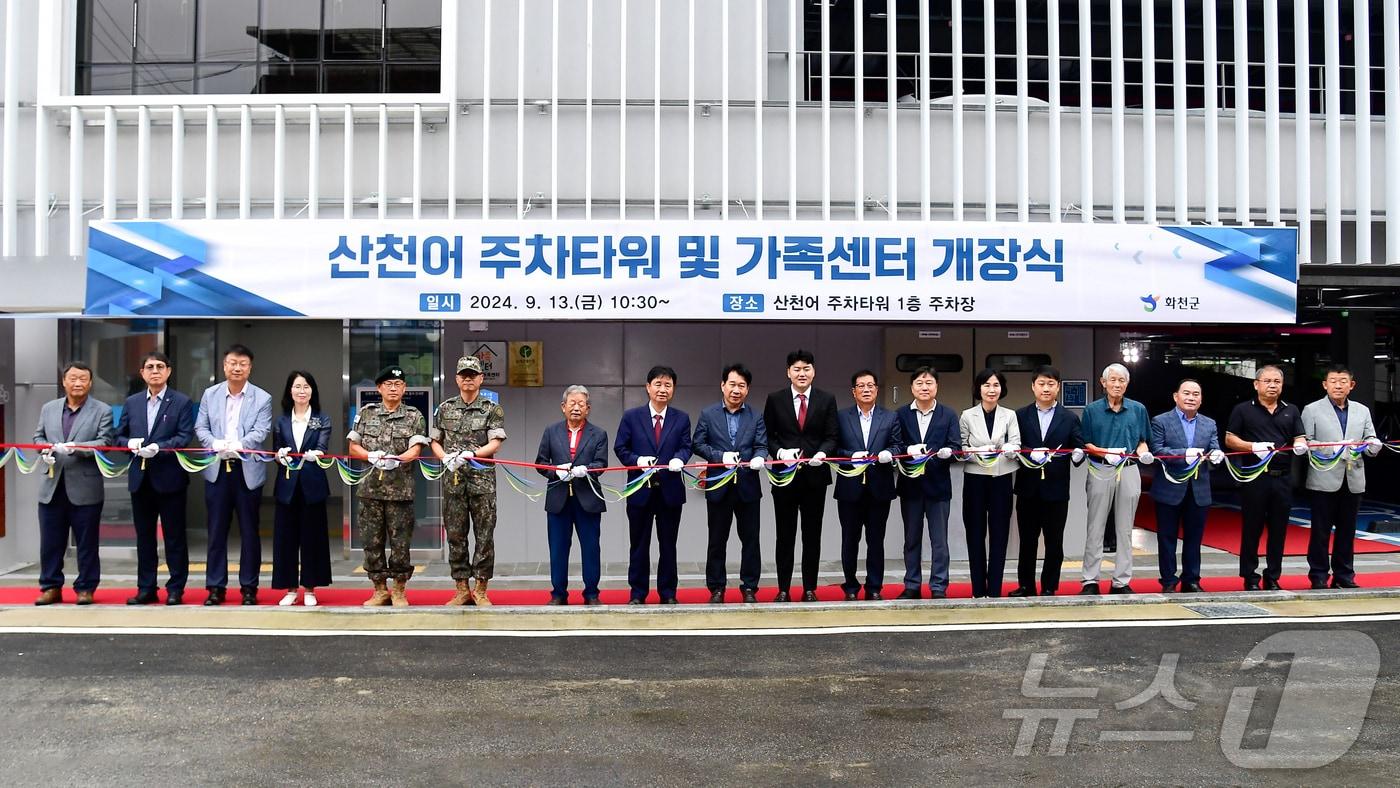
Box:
[896,588,921,600]
[866,590,882,601]
[1109,584,1134,595]
[1080,582,1101,595]
[1243,578,1260,591]
[659,597,678,605]
[1159,584,1178,594]
[241,588,259,606]
[34,587,62,606]
[709,590,725,604]
[1331,577,1359,589]
[75,590,95,605]
[1007,587,1034,598]
[126,590,159,606]
[303,591,317,607]
[165,591,184,606]
[546,596,568,606]
[773,590,791,603]
[1262,578,1281,591]
[1040,588,1057,596]
[203,588,226,606]
[1180,582,1203,593]
[741,589,758,603]
[844,591,859,601]
[801,590,819,602]
[627,598,645,606]
[583,596,602,606]
[278,591,299,607]
[930,589,947,599]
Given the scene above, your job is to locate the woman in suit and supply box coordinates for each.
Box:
[959,368,1021,598]
[272,370,332,606]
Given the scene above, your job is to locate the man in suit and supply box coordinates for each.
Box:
[1149,379,1224,593]
[1301,364,1385,590]
[536,385,610,605]
[763,349,840,602]
[32,362,113,606]
[894,366,961,599]
[834,370,904,601]
[614,365,693,605]
[194,343,273,606]
[693,363,770,603]
[115,352,196,605]
[1010,365,1086,597]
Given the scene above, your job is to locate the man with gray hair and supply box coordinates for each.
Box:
[1078,363,1152,594]
[535,384,609,605]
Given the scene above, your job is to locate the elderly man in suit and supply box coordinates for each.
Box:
[32,362,113,606]
[894,366,961,599]
[536,385,610,605]
[1301,364,1385,590]
[693,363,769,603]
[1149,379,1224,593]
[115,351,196,605]
[1010,365,1086,597]
[614,365,693,605]
[194,344,273,606]
[764,349,840,602]
[834,370,905,601]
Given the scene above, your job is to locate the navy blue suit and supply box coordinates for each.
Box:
[614,405,692,601]
[536,421,609,601]
[1012,403,1085,594]
[692,402,768,593]
[1149,409,1220,588]
[115,388,195,595]
[271,413,333,590]
[833,405,905,595]
[893,402,961,594]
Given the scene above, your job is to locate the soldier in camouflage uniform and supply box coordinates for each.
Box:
[432,356,508,607]
[347,365,429,607]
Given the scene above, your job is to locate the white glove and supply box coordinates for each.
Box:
[302,449,323,462]
[1001,444,1020,460]
[936,446,953,460]
[1137,449,1154,465]
[1251,442,1274,461]
[127,438,145,451]
[668,457,685,472]
[877,450,893,464]
[1071,448,1085,463]
[570,465,588,479]
[374,456,401,471]
[1208,449,1226,465]
[807,451,827,467]
[39,449,56,467]
[748,456,766,471]
[52,442,76,456]
[721,451,740,468]
[449,450,474,472]
[906,443,927,457]
[556,462,571,480]
[850,451,870,461]
[775,448,800,462]
[219,438,242,461]
[1102,450,1123,466]
[228,439,244,453]
[1030,448,1049,464]
[276,447,292,466]
[1185,447,1204,463]
[1292,440,1308,456]
[978,445,998,459]
[137,442,160,459]
[366,450,385,465]
[636,455,657,468]
[1365,437,1384,456]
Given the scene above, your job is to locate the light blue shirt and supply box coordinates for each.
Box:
[1176,407,1196,446]
[146,387,167,430]
[1036,404,1056,441]
[724,404,747,445]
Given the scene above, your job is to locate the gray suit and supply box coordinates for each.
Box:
[33,397,114,506]
[1301,398,1377,494]
[1301,397,1380,586]
[194,381,273,487]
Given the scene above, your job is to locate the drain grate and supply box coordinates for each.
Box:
[1182,602,1273,618]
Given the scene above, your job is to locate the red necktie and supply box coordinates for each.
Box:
[654,414,663,444]
[797,393,808,430]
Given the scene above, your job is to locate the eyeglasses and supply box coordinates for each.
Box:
[225,360,251,369]
[141,364,168,371]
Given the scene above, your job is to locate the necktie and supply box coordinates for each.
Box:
[797,393,808,430]
[654,414,663,444]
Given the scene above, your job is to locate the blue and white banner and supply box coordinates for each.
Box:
[85,220,1297,323]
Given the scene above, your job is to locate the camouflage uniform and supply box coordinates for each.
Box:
[433,394,507,581]
[347,402,428,583]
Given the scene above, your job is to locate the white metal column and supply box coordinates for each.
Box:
[1354,0,1372,263]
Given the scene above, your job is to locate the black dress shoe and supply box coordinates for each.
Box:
[709,590,725,604]
[241,588,259,606]
[930,589,947,599]
[1080,582,1101,595]
[203,588,226,606]
[1180,582,1204,593]
[1160,584,1178,594]
[1040,588,1057,596]
[546,596,568,606]
[801,590,819,602]
[1242,579,1260,591]
[1310,579,1328,590]
[583,596,602,606]
[1007,587,1034,598]
[1262,578,1281,591]
[773,590,791,603]
[741,589,758,603]
[1109,584,1134,595]
[1331,577,1360,589]
[896,588,921,600]
[627,598,645,605]
[843,591,858,601]
[866,590,882,601]
[126,590,159,606]
[165,591,184,606]
[659,597,678,605]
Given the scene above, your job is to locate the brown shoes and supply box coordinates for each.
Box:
[362,581,392,607]
[390,579,410,607]
[75,590,95,605]
[445,580,472,607]
[34,588,61,606]
[471,579,492,607]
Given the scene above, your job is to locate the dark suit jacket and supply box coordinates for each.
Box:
[894,402,961,502]
[691,402,768,503]
[763,387,840,490]
[273,412,332,505]
[833,405,905,502]
[1013,403,1086,502]
[115,388,195,494]
[536,421,609,514]
[1149,409,1220,506]
[614,405,692,509]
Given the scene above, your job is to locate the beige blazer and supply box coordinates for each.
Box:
[959,405,1021,478]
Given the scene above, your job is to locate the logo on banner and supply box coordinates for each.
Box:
[1140,295,1158,313]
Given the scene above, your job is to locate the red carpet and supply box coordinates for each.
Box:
[7,573,1400,607]
[1134,506,1400,557]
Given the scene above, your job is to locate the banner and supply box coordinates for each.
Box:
[85,220,1298,323]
